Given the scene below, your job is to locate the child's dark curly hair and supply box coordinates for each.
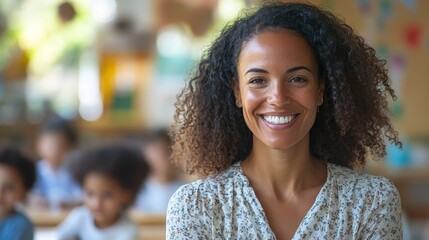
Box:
[171,2,401,177]
[0,145,36,190]
[69,142,150,200]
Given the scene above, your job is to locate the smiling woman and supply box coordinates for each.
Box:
[234,30,323,151]
[168,2,402,239]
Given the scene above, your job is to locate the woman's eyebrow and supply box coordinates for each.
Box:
[286,66,312,73]
[245,68,268,76]
[245,66,312,76]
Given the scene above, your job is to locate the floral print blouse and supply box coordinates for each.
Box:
[167,162,402,239]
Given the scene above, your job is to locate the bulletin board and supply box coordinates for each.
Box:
[288,0,429,139]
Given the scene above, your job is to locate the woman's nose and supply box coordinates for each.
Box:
[267,82,291,107]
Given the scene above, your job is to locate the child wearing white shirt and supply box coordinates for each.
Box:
[57,142,150,240]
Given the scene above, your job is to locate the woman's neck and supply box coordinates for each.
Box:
[241,136,326,200]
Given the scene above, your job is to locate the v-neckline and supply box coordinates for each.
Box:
[236,162,331,240]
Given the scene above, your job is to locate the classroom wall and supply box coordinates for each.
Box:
[288,0,429,139]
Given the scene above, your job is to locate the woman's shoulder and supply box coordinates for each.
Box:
[168,163,242,213]
[175,163,240,194]
[166,164,245,238]
[328,163,400,204]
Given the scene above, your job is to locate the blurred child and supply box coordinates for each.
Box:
[30,116,82,209]
[134,129,184,213]
[0,145,36,240]
[57,141,150,240]
[424,221,429,240]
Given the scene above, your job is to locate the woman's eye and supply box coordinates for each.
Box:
[249,77,266,84]
[290,76,307,83]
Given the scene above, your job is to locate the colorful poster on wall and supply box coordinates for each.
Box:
[377,0,392,31]
[356,0,371,15]
[401,0,417,11]
[404,24,423,50]
[388,52,407,119]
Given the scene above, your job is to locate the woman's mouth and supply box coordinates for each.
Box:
[261,114,299,125]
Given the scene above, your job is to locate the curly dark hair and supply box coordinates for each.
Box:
[68,141,150,200]
[0,145,36,190]
[171,2,401,177]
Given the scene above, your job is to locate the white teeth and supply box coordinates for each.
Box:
[263,114,296,125]
[274,116,279,124]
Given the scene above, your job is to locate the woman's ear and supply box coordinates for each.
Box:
[231,78,242,108]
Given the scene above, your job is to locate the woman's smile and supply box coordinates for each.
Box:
[235,30,324,150]
[259,113,300,129]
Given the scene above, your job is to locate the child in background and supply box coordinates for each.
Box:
[134,129,184,213]
[0,145,36,240]
[57,141,150,240]
[30,116,82,209]
[424,221,429,240]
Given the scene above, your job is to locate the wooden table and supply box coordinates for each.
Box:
[29,209,166,240]
[27,210,69,227]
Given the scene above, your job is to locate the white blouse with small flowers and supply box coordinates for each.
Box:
[167,162,402,239]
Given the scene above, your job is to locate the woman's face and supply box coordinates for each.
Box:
[234,30,324,150]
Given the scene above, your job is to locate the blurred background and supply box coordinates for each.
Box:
[0,0,428,239]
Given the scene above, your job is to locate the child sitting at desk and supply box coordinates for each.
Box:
[134,129,184,213]
[0,145,37,240]
[30,116,82,210]
[57,141,150,240]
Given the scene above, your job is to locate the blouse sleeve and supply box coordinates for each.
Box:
[166,184,212,240]
[359,179,403,239]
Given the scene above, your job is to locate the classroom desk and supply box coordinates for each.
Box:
[27,209,166,226]
[35,227,166,240]
[29,209,166,240]
[28,210,70,227]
